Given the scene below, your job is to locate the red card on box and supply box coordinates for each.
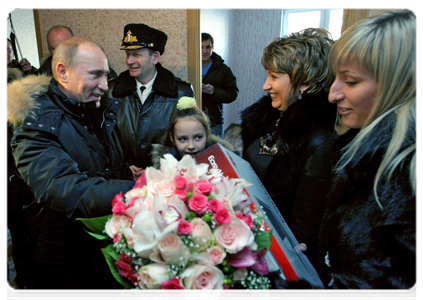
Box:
[195,143,324,287]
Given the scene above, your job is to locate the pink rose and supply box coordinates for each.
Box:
[174,175,187,189]
[112,201,126,215]
[219,285,232,300]
[154,180,175,198]
[190,218,212,251]
[177,220,193,235]
[138,263,170,289]
[233,267,248,281]
[111,191,124,207]
[214,218,255,253]
[214,209,231,225]
[196,180,215,194]
[207,245,226,265]
[160,277,185,300]
[242,214,254,230]
[116,259,133,279]
[208,199,225,213]
[105,214,130,238]
[186,182,194,191]
[174,188,188,201]
[188,194,209,214]
[156,233,190,265]
[180,264,224,289]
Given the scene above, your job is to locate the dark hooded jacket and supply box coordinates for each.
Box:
[202,52,238,127]
[8,75,135,289]
[241,92,338,270]
[151,134,235,166]
[107,63,194,168]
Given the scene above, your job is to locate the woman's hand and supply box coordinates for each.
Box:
[129,165,143,181]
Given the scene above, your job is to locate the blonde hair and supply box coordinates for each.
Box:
[329,10,416,209]
[261,27,335,93]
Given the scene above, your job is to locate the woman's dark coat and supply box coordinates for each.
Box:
[241,92,338,270]
[107,63,194,168]
[8,75,135,288]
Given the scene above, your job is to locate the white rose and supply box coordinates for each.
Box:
[180,264,224,289]
[138,263,170,289]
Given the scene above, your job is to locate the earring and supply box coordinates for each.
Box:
[298,89,303,100]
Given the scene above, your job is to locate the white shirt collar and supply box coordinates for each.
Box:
[136,71,157,104]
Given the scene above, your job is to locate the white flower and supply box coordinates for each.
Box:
[176,96,197,110]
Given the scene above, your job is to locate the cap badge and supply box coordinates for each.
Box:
[125,30,138,43]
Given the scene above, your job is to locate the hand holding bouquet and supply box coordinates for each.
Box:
[80,154,272,289]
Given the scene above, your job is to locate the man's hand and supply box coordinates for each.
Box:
[129,165,143,181]
[202,83,214,95]
[19,58,32,72]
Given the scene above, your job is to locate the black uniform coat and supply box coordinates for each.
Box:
[241,92,338,270]
[108,63,194,168]
[8,75,135,288]
[202,52,238,127]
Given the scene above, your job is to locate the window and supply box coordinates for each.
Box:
[281,9,343,40]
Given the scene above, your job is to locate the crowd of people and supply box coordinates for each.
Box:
[7,9,415,290]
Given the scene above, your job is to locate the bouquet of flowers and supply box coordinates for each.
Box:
[79,154,273,290]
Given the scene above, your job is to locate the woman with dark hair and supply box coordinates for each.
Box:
[240,28,337,271]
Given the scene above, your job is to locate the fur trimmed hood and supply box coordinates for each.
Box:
[7,74,52,127]
[151,134,235,166]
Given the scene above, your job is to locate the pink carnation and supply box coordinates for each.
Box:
[177,220,193,235]
[174,188,188,201]
[214,209,231,225]
[242,214,254,230]
[196,180,215,194]
[112,201,126,215]
[174,176,187,189]
[219,285,232,300]
[111,192,124,207]
[160,277,185,300]
[188,194,209,214]
[209,199,225,213]
[119,253,132,263]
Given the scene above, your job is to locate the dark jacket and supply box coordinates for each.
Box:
[318,118,416,289]
[36,55,53,76]
[202,52,238,127]
[241,92,338,270]
[108,63,194,168]
[8,75,135,289]
[151,134,235,166]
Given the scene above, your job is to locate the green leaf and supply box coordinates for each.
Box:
[77,214,112,235]
[117,287,135,300]
[255,229,273,254]
[101,244,133,289]
[258,289,270,300]
[85,231,111,241]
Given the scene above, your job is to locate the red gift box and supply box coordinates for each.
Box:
[195,143,324,287]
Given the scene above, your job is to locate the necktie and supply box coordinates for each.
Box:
[140,86,146,103]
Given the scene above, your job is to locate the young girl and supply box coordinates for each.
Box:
[151,97,234,166]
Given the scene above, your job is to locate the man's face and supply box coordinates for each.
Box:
[7,40,14,64]
[62,43,109,108]
[48,29,73,55]
[201,39,213,64]
[125,48,159,84]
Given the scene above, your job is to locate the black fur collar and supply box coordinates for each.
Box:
[111,63,178,98]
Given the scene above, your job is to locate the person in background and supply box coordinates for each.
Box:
[7,38,36,76]
[36,25,74,76]
[201,33,238,138]
[107,23,194,174]
[8,37,135,289]
[240,28,337,271]
[151,96,234,170]
[258,10,420,299]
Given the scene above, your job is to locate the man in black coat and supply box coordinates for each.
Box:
[107,23,194,172]
[8,37,135,289]
[201,33,238,138]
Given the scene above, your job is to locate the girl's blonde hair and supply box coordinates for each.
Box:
[328,10,416,209]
